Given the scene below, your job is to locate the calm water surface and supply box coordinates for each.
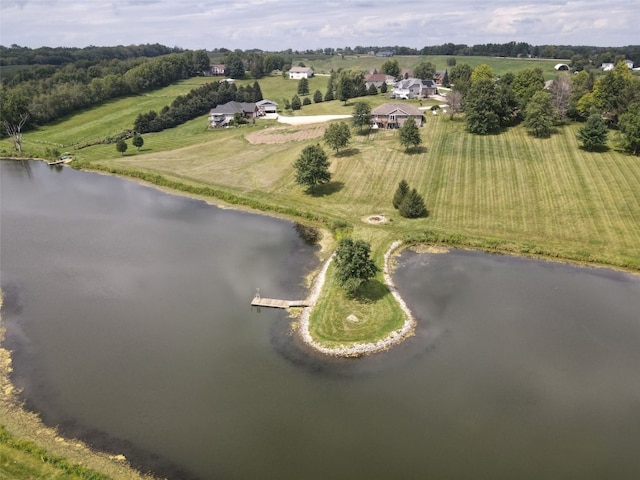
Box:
[1,160,640,479]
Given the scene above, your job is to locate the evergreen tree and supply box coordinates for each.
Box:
[392,179,410,209]
[398,116,422,151]
[367,83,378,95]
[293,144,331,192]
[324,74,335,101]
[333,237,379,295]
[380,82,388,94]
[303,97,311,105]
[577,114,609,150]
[252,81,263,101]
[291,95,302,110]
[313,89,323,103]
[442,69,450,87]
[399,188,427,218]
[298,77,309,95]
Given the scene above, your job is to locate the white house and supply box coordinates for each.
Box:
[289,66,314,79]
[256,99,278,115]
[392,78,435,99]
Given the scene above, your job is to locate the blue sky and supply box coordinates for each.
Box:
[1,0,638,50]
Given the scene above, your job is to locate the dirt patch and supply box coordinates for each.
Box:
[245,124,325,144]
[365,214,388,224]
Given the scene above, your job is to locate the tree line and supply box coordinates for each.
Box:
[449,60,640,154]
[1,50,211,131]
[0,43,182,66]
[133,81,263,134]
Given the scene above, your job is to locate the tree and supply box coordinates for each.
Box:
[298,77,309,95]
[333,237,379,295]
[352,101,372,133]
[116,139,128,156]
[577,114,608,151]
[470,64,495,83]
[399,188,427,218]
[303,97,311,106]
[132,133,144,151]
[324,74,335,101]
[293,144,331,192]
[380,82,388,94]
[414,60,436,80]
[224,52,245,79]
[512,67,545,112]
[447,90,463,119]
[398,116,422,151]
[464,78,502,134]
[313,89,323,103]
[524,90,555,138]
[550,74,573,121]
[392,179,410,209]
[0,91,30,153]
[291,95,301,110]
[2,112,29,153]
[381,59,400,79]
[324,122,351,154]
[367,83,378,95]
[617,102,640,155]
[591,61,638,125]
[449,63,473,95]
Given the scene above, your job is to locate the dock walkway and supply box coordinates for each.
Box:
[251,296,309,309]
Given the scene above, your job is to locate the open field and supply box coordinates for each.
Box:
[290,54,564,79]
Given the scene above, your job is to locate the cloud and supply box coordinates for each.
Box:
[0,0,637,49]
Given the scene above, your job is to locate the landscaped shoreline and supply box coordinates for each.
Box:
[298,240,417,357]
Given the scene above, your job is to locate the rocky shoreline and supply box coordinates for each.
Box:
[299,240,417,357]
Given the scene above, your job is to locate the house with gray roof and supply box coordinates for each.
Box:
[209,101,258,128]
[392,78,436,99]
[371,103,424,129]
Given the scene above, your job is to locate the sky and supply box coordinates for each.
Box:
[1,0,638,51]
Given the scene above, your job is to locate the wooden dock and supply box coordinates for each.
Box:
[251,296,309,309]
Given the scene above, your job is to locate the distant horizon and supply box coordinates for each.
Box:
[2,41,639,52]
[1,1,638,52]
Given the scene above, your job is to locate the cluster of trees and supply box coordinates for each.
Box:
[115,133,144,156]
[393,180,427,218]
[1,50,211,131]
[451,60,640,152]
[134,81,263,134]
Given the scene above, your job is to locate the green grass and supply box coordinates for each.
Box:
[293,54,563,79]
[0,425,109,479]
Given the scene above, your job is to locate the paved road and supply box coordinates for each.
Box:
[276,114,352,125]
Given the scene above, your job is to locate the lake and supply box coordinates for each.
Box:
[2,160,639,479]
